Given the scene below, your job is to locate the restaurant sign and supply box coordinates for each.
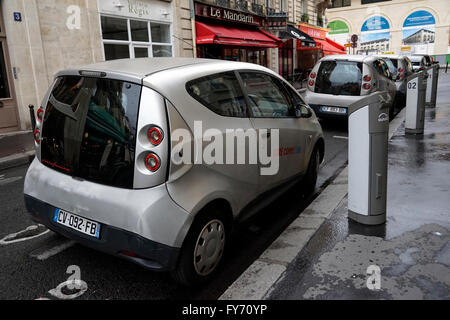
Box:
[195,2,264,27]
[298,23,328,40]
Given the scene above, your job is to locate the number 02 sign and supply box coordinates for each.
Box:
[407,82,417,90]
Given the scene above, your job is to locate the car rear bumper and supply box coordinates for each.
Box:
[24,194,180,271]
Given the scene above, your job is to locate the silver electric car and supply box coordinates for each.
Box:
[24,58,324,286]
[304,55,397,119]
[374,54,413,106]
[409,55,427,72]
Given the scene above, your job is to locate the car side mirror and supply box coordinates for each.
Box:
[295,104,312,118]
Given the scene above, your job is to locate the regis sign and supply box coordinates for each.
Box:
[195,2,265,27]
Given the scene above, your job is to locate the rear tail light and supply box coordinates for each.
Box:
[33,130,41,144]
[363,75,372,82]
[308,80,315,87]
[36,108,44,122]
[309,72,316,79]
[148,127,163,146]
[363,83,371,90]
[144,153,160,172]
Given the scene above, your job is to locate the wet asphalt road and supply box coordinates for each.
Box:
[0,121,349,300]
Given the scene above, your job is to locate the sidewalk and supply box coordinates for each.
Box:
[0,131,35,171]
[221,70,450,300]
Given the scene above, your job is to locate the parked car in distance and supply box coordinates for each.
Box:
[412,53,434,67]
[24,58,325,286]
[375,54,414,106]
[304,55,397,119]
[409,55,427,72]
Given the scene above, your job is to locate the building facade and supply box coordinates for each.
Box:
[0,0,194,133]
[0,0,330,133]
[325,0,450,56]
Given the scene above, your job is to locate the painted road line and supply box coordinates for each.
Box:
[220,109,407,300]
[333,135,348,140]
[0,176,23,186]
[0,225,50,246]
[30,239,76,261]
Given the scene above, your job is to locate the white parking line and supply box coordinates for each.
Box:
[0,225,50,246]
[0,176,23,186]
[30,240,76,261]
[333,135,349,140]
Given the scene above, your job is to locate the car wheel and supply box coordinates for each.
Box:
[171,209,227,286]
[303,147,320,195]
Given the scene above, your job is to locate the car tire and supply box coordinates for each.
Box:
[171,208,228,286]
[303,147,320,195]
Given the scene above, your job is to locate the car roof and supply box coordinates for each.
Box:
[374,54,408,60]
[320,54,379,63]
[55,58,266,84]
[408,55,424,62]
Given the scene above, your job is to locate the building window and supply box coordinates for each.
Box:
[361,0,391,4]
[330,0,351,8]
[281,0,287,13]
[101,15,173,61]
[301,0,307,14]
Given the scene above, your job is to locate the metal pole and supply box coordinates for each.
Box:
[29,105,36,132]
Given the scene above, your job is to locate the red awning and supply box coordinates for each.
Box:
[315,38,347,55]
[196,21,280,48]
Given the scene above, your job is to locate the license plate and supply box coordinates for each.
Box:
[53,208,101,239]
[321,106,347,114]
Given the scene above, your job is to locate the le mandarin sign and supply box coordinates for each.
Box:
[195,2,265,27]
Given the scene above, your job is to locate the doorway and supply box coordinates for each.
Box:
[0,7,19,133]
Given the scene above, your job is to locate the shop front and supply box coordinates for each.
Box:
[296,23,346,75]
[98,0,174,60]
[195,1,280,67]
[278,24,317,82]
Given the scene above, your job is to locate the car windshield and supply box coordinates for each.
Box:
[384,59,398,77]
[314,60,363,96]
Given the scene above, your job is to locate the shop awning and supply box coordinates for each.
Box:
[195,21,280,48]
[315,38,347,55]
[279,25,315,47]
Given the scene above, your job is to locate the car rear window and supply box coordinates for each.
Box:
[186,72,248,117]
[389,59,398,68]
[40,76,141,189]
[315,60,363,96]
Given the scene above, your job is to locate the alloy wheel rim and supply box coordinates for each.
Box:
[193,219,225,276]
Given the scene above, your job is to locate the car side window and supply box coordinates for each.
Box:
[373,60,390,79]
[186,72,248,117]
[239,72,293,118]
[282,81,306,107]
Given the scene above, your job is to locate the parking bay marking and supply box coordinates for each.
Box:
[30,238,76,261]
[333,136,349,140]
[0,175,22,186]
[0,225,50,246]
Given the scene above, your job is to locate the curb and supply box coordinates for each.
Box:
[0,151,35,172]
[219,107,407,300]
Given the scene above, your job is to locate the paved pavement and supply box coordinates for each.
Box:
[221,69,450,300]
[0,131,34,171]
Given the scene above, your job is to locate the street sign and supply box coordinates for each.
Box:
[351,34,358,43]
[13,12,22,22]
[345,43,352,48]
